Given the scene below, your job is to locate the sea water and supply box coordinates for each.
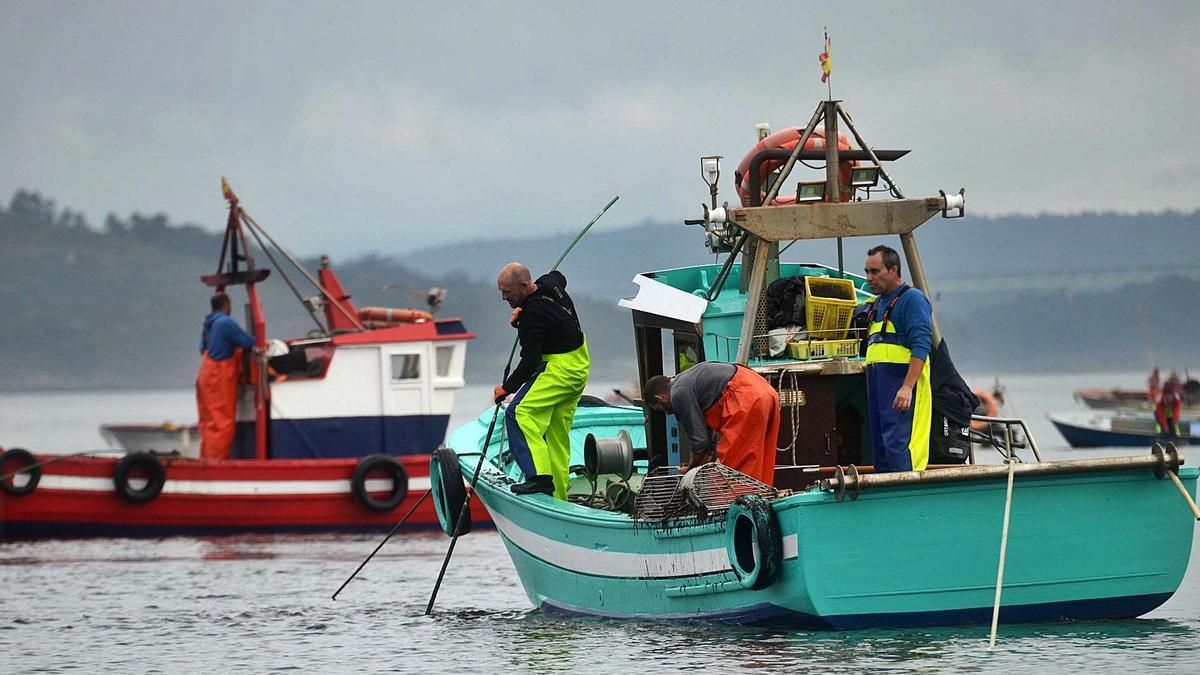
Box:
[2,374,1198,673]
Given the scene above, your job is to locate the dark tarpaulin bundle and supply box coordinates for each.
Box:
[930,338,980,428]
[765,276,807,329]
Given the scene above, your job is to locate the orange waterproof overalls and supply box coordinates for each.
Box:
[196,347,243,460]
[701,366,781,486]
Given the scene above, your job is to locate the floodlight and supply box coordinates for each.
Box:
[849,166,880,188]
[795,180,826,203]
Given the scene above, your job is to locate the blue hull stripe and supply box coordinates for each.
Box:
[230,414,450,459]
[540,592,1176,630]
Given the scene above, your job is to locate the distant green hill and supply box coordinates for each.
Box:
[0,190,632,391]
[1,189,1196,391]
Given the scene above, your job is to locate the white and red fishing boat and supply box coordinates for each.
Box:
[0,181,481,540]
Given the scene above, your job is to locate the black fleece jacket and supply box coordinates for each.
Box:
[503,271,585,393]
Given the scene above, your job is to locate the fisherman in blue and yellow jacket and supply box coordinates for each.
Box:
[495,262,590,499]
[862,245,933,472]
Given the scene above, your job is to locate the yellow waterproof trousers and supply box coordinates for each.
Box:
[504,340,590,499]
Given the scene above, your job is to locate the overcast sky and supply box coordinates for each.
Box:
[2,1,1196,257]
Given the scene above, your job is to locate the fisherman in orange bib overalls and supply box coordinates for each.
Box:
[643,362,780,486]
[196,292,256,460]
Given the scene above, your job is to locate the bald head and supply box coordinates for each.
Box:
[497,262,537,308]
[497,262,531,286]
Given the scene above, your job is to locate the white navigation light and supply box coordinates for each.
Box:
[850,166,880,188]
[756,122,771,140]
[795,180,826,203]
[701,156,721,188]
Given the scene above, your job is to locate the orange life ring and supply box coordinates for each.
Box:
[736,127,858,206]
[358,307,433,324]
[970,389,998,432]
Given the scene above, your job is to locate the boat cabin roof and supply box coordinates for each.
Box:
[330,317,475,346]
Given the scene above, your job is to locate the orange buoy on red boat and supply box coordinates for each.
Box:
[736,126,858,206]
[358,307,432,324]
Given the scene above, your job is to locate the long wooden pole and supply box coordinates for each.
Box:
[331,489,432,600]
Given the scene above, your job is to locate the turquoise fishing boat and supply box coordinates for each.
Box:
[436,99,1199,629]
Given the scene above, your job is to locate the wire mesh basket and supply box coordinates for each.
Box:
[683,463,778,516]
[633,464,777,522]
[632,472,690,522]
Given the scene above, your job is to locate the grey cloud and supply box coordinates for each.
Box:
[1,0,1196,257]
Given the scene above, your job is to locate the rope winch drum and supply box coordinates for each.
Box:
[584,430,646,481]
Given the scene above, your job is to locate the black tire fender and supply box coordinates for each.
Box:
[725,494,783,590]
[351,454,409,512]
[1,448,41,496]
[430,446,471,537]
[113,452,166,503]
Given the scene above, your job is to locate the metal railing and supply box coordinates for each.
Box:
[969,415,1043,463]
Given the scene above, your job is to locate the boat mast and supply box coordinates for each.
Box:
[202,180,271,460]
[823,100,843,276]
[730,100,951,364]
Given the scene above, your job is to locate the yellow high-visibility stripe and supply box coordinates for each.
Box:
[865,316,931,471]
[909,358,932,471]
[866,343,912,364]
[866,320,908,364]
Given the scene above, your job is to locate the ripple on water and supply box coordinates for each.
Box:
[1,531,1198,673]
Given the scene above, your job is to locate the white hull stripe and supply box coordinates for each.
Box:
[490,510,798,579]
[34,475,430,496]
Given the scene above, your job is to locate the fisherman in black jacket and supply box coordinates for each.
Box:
[495,262,590,498]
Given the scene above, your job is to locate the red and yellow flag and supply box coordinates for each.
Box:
[819,30,831,83]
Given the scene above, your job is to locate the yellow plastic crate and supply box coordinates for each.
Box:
[786,338,860,360]
[804,276,858,340]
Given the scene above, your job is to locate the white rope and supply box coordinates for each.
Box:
[989,457,1016,649]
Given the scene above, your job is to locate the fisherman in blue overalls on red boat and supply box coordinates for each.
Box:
[196,292,256,460]
[861,245,933,472]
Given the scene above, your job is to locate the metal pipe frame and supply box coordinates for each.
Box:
[745,150,910,207]
[821,450,1186,497]
[971,415,1043,462]
[760,103,826,206]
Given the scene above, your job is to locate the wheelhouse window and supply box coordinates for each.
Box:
[435,345,454,378]
[390,354,421,381]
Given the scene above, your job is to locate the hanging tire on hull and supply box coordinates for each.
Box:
[1,448,42,496]
[113,452,166,503]
[430,446,471,537]
[351,454,409,512]
[725,494,783,590]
